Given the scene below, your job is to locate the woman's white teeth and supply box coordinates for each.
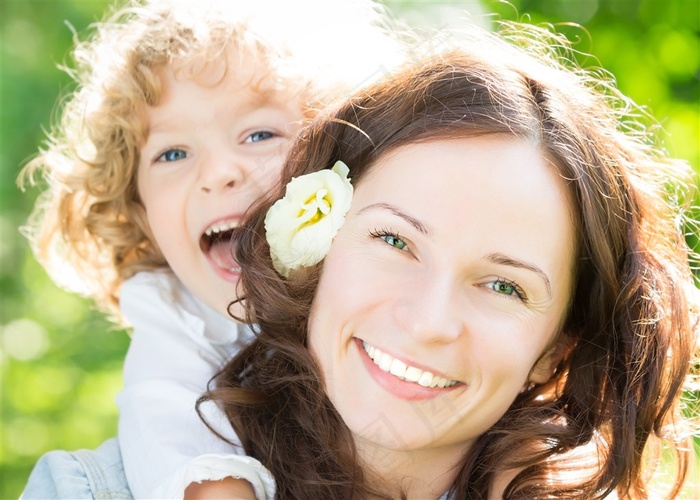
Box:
[205,220,239,236]
[362,341,457,388]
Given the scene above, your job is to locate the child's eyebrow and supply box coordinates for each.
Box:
[246,79,291,106]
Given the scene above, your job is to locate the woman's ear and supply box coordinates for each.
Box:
[528,336,571,385]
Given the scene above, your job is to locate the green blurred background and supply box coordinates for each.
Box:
[1,1,698,497]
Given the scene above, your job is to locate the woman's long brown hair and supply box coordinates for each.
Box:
[202,24,698,499]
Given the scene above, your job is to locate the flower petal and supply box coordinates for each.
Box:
[265,161,354,277]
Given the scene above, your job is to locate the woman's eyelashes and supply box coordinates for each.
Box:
[485,277,528,302]
[368,227,528,303]
[369,228,410,252]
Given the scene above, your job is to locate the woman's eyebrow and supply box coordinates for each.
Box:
[485,252,552,297]
[357,203,431,236]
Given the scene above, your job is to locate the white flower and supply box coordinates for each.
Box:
[265,161,353,277]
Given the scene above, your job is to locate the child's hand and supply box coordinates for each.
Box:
[184,477,256,499]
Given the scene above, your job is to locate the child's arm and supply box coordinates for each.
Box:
[117,272,275,499]
[185,478,256,499]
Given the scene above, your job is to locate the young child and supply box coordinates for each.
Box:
[19,0,408,497]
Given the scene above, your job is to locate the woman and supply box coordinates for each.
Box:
[208,22,699,499]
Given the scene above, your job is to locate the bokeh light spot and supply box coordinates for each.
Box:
[658,30,698,78]
[3,18,43,69]
[6,417,49,457]
[559,0,599,23]
[1,318,48,361]
[77,369,124,417]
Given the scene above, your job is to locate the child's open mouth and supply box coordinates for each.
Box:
[199,220,242,274]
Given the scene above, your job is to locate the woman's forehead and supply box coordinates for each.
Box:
[352,136,577,291]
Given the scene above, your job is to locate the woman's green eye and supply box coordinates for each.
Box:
[381,234,408,251]
[488,278,526,302]
[491,280,515,295]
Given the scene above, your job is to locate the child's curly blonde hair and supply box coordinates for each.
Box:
[19,0,408,322]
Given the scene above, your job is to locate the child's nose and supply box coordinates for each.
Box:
[198,156,246,193]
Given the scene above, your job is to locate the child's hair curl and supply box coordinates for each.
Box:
[19,0,408,322]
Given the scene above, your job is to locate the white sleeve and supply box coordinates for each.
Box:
[116,273,275,499]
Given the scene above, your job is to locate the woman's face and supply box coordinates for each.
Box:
[308,136,576,469]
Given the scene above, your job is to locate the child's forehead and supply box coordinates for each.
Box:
[166,48,299,105]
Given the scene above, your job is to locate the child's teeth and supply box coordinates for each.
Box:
[361,341,457,389]
[205,220,239,236]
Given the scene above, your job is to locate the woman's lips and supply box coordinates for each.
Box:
[361,340,459,388]
[355,339,462,401]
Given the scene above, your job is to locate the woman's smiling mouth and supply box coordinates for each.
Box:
[361,340,459,388]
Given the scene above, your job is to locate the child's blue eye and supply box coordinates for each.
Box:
[157,149,187,162]
[487,278,527,302]
[245,131,275,143]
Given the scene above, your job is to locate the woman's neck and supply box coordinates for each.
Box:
[354,436,469,499]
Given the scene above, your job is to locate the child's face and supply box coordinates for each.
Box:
[137,58,304,318]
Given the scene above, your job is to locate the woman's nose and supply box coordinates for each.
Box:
[394,273,465,345]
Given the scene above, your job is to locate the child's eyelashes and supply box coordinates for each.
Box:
[485,277,528,302]
[146,128,281,164]
[369,228,409,252]
[244,130,276,143]
[155,148,188,163]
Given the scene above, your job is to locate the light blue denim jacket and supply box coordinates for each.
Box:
[21,438,132,500]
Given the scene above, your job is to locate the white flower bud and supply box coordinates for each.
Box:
[265,161,353,277]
